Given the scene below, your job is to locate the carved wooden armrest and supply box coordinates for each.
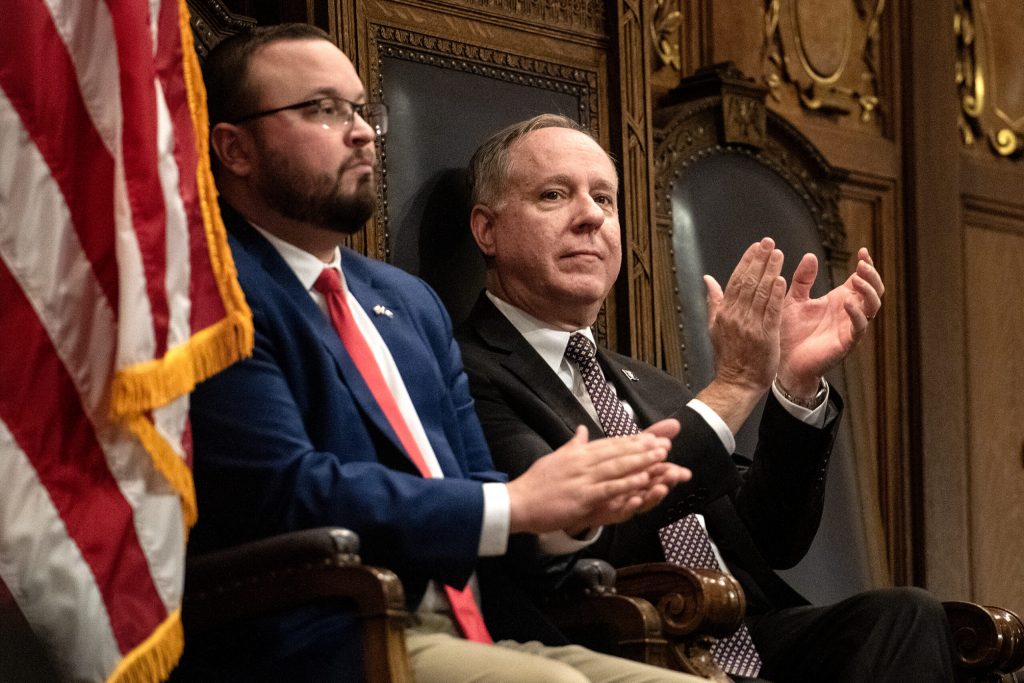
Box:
[543,558,670,669]
[183,527,412,683]
[944,601,1024,682]
[614,562,745,681]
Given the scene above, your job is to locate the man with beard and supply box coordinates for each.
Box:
[180,24,702,683]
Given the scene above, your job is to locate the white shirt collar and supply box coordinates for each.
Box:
[485,291,596,374]
[251,223,344,291]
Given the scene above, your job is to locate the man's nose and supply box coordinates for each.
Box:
[572,194,606,232]
[346,111,377,147]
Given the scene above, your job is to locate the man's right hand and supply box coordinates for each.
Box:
[697,237,785,434]
[506,419,689,535]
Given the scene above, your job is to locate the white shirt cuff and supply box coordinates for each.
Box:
[771,381,829,428]
[687,398,736,454]
[536,526,603,556]
[478,482,511,556]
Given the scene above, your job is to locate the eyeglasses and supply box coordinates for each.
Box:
[229,96,389,136]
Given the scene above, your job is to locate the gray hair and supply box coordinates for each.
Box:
[468,114,606,207]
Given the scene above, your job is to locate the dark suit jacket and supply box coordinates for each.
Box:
[180,204,508,680]
[457,294,843,637]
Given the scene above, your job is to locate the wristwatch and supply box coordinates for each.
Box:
[774,376,827,410]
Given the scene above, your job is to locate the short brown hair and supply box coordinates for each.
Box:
[468,114,607,207]
[202,23,332,126]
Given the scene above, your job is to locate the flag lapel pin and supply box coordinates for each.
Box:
[622,369,639,382]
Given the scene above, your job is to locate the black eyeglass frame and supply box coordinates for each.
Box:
[228,96,389,134]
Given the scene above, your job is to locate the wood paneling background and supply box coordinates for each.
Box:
[193,0,1024,615]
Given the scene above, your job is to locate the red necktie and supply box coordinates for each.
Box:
[313,268,493,644]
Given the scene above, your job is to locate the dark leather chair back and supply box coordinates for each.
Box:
[652,63,874,605]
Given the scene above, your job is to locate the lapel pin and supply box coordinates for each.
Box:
[622,369,639,382]
[372,304,394,318]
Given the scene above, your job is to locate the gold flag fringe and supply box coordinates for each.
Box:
[110,0,253,421]
[104,3,253,682]
[106,611,184,683]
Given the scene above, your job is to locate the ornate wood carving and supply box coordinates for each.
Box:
[956,0,1024,157]
[652,63,847,382]
[763,0,886,123]
[614,0,659,361]
[185,0,256,58]
[651,0,684,72]
[420,0,606,36]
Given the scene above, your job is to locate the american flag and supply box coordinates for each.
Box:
[0,1,252,681]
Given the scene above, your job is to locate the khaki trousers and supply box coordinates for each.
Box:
[405,612,704,683]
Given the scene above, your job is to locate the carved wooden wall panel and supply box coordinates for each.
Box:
[957,0,1024,157]
[964,214,1024,619]
[763,0,888,128]
[837,175,908,587]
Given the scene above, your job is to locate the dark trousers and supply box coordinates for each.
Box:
[748,587,957,683]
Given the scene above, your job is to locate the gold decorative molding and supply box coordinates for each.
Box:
[763,0,886,123]
[423,0,606,36]
[651,0,684,71]
[956,0,1024,157]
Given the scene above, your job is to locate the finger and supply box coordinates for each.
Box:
[571,424,589,444]
[704,275,724,327]
[729,239,775,311]
[858,247,874,267]
[585,449,667,483]
[763,276,786,330]
[751,248,784,316]
[578,433,668,465]
[787,252,818,303]
[850,274,883,319]
[586,470,654,502]
[642,417,681,440]
[844,299,870,340]
[856,258,885,298]
[648,463,692,485]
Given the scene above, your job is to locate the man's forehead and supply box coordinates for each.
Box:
[511,129,618,185]
[249,39,358,88]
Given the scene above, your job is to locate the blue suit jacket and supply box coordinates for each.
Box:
[181,202,507,680]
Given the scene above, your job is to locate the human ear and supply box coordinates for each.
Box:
[469,204,497,257]
[209,123,253,177]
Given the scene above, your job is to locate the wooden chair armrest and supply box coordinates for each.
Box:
[183,527,411,683]
[615,562,745,638]
[544,558,670,668]
[944,601,1024,681]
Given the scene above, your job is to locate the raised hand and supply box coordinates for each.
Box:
[696,238,786,433]
[507,419,688,534]
[777,247,884,396]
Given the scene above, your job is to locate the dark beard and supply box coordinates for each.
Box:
[257,146,376,234]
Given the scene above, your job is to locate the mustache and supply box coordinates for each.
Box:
[340,152,376,173]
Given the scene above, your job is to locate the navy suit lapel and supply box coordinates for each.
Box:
[225,210,411,461]
[342,255,467,478]
[469,295,602,436]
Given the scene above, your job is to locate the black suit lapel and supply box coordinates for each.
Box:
[597,351,658,429]
[467,295,602,436]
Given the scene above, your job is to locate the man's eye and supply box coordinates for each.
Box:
[541,191,561,200]
[318,100,339,116]
[594,195,614,206]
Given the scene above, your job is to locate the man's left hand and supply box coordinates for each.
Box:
[777,247,885,395]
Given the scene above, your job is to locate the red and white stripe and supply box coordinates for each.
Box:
[0,1,232,680]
